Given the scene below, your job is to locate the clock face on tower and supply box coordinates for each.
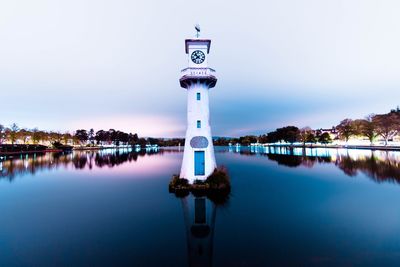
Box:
[191,50,205,64]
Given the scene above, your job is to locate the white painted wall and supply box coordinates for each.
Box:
[179,82,216,183]
[180,38,217,183]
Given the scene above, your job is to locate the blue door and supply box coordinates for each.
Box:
[194,151,205,176]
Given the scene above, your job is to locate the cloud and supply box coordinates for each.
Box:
[1,0,400,136]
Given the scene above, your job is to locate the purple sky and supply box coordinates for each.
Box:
[1,0,399,137]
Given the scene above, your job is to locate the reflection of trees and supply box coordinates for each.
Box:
[334,155,400,184]
[232,146,400,185]
[266,151,400,184]
[0,149,160,182]
[267,154,332,168]
[72,153,88,169]
[267,154,303,167]
[335,156,357,176]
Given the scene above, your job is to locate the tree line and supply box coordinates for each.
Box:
[0,123,184,148]
[213,107,400,146]
[0,123,71,145]
[2,107,399,147]
[74,129,184,147]
[212,128,333,146]
[334,107,400,145]
[305,107,400,146]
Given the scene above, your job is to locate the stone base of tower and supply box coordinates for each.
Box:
[169,166,231,204]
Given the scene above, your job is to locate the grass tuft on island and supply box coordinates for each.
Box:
[169,167,231,204]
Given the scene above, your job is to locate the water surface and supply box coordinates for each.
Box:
[1,147,400,267]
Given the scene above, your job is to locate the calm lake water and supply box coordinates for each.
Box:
[1,146,400,267]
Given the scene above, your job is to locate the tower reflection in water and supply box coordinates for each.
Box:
[181,196,217,267]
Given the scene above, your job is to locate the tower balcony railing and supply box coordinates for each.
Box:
[180,67,217,89]
[180,67,216,78]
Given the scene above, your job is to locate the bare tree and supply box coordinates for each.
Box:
[0,124,5,144]
[48,131,62,144]
[299,127,313,145]
[62,132,72,145]
[336,119,356,143]
[88,128,95,145]
[31,128,40,144]
[18,129,31,144]
[353,115,377,144]
[8,123,20,144]
[74,130,88,145]
[373,112,400,146]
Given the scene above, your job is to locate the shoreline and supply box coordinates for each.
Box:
[3,144,400,156]
[0,145,138,156]
[0,149,62,156]
[262,144,400,151]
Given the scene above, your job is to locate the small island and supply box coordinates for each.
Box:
[169,167,231,203]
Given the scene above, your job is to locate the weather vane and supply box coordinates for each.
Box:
[195,24,200,38]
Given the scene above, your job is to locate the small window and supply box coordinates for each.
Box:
[196,92,201,101]
[197,120,201,128]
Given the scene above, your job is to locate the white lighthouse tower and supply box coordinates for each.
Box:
[179,27,217,183]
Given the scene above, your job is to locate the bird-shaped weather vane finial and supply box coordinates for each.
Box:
[195,24,200,38]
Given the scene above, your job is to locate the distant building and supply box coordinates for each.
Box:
[315,127,338,139]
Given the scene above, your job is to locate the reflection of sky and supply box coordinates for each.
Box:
[212,150,400,266]
[232,146,400,184]
[0,149,182,181]
[3,147,400,183]
[1,148,400,265]
[264,146,400,163]
[80,154,180,178]
[1,1,400,137]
